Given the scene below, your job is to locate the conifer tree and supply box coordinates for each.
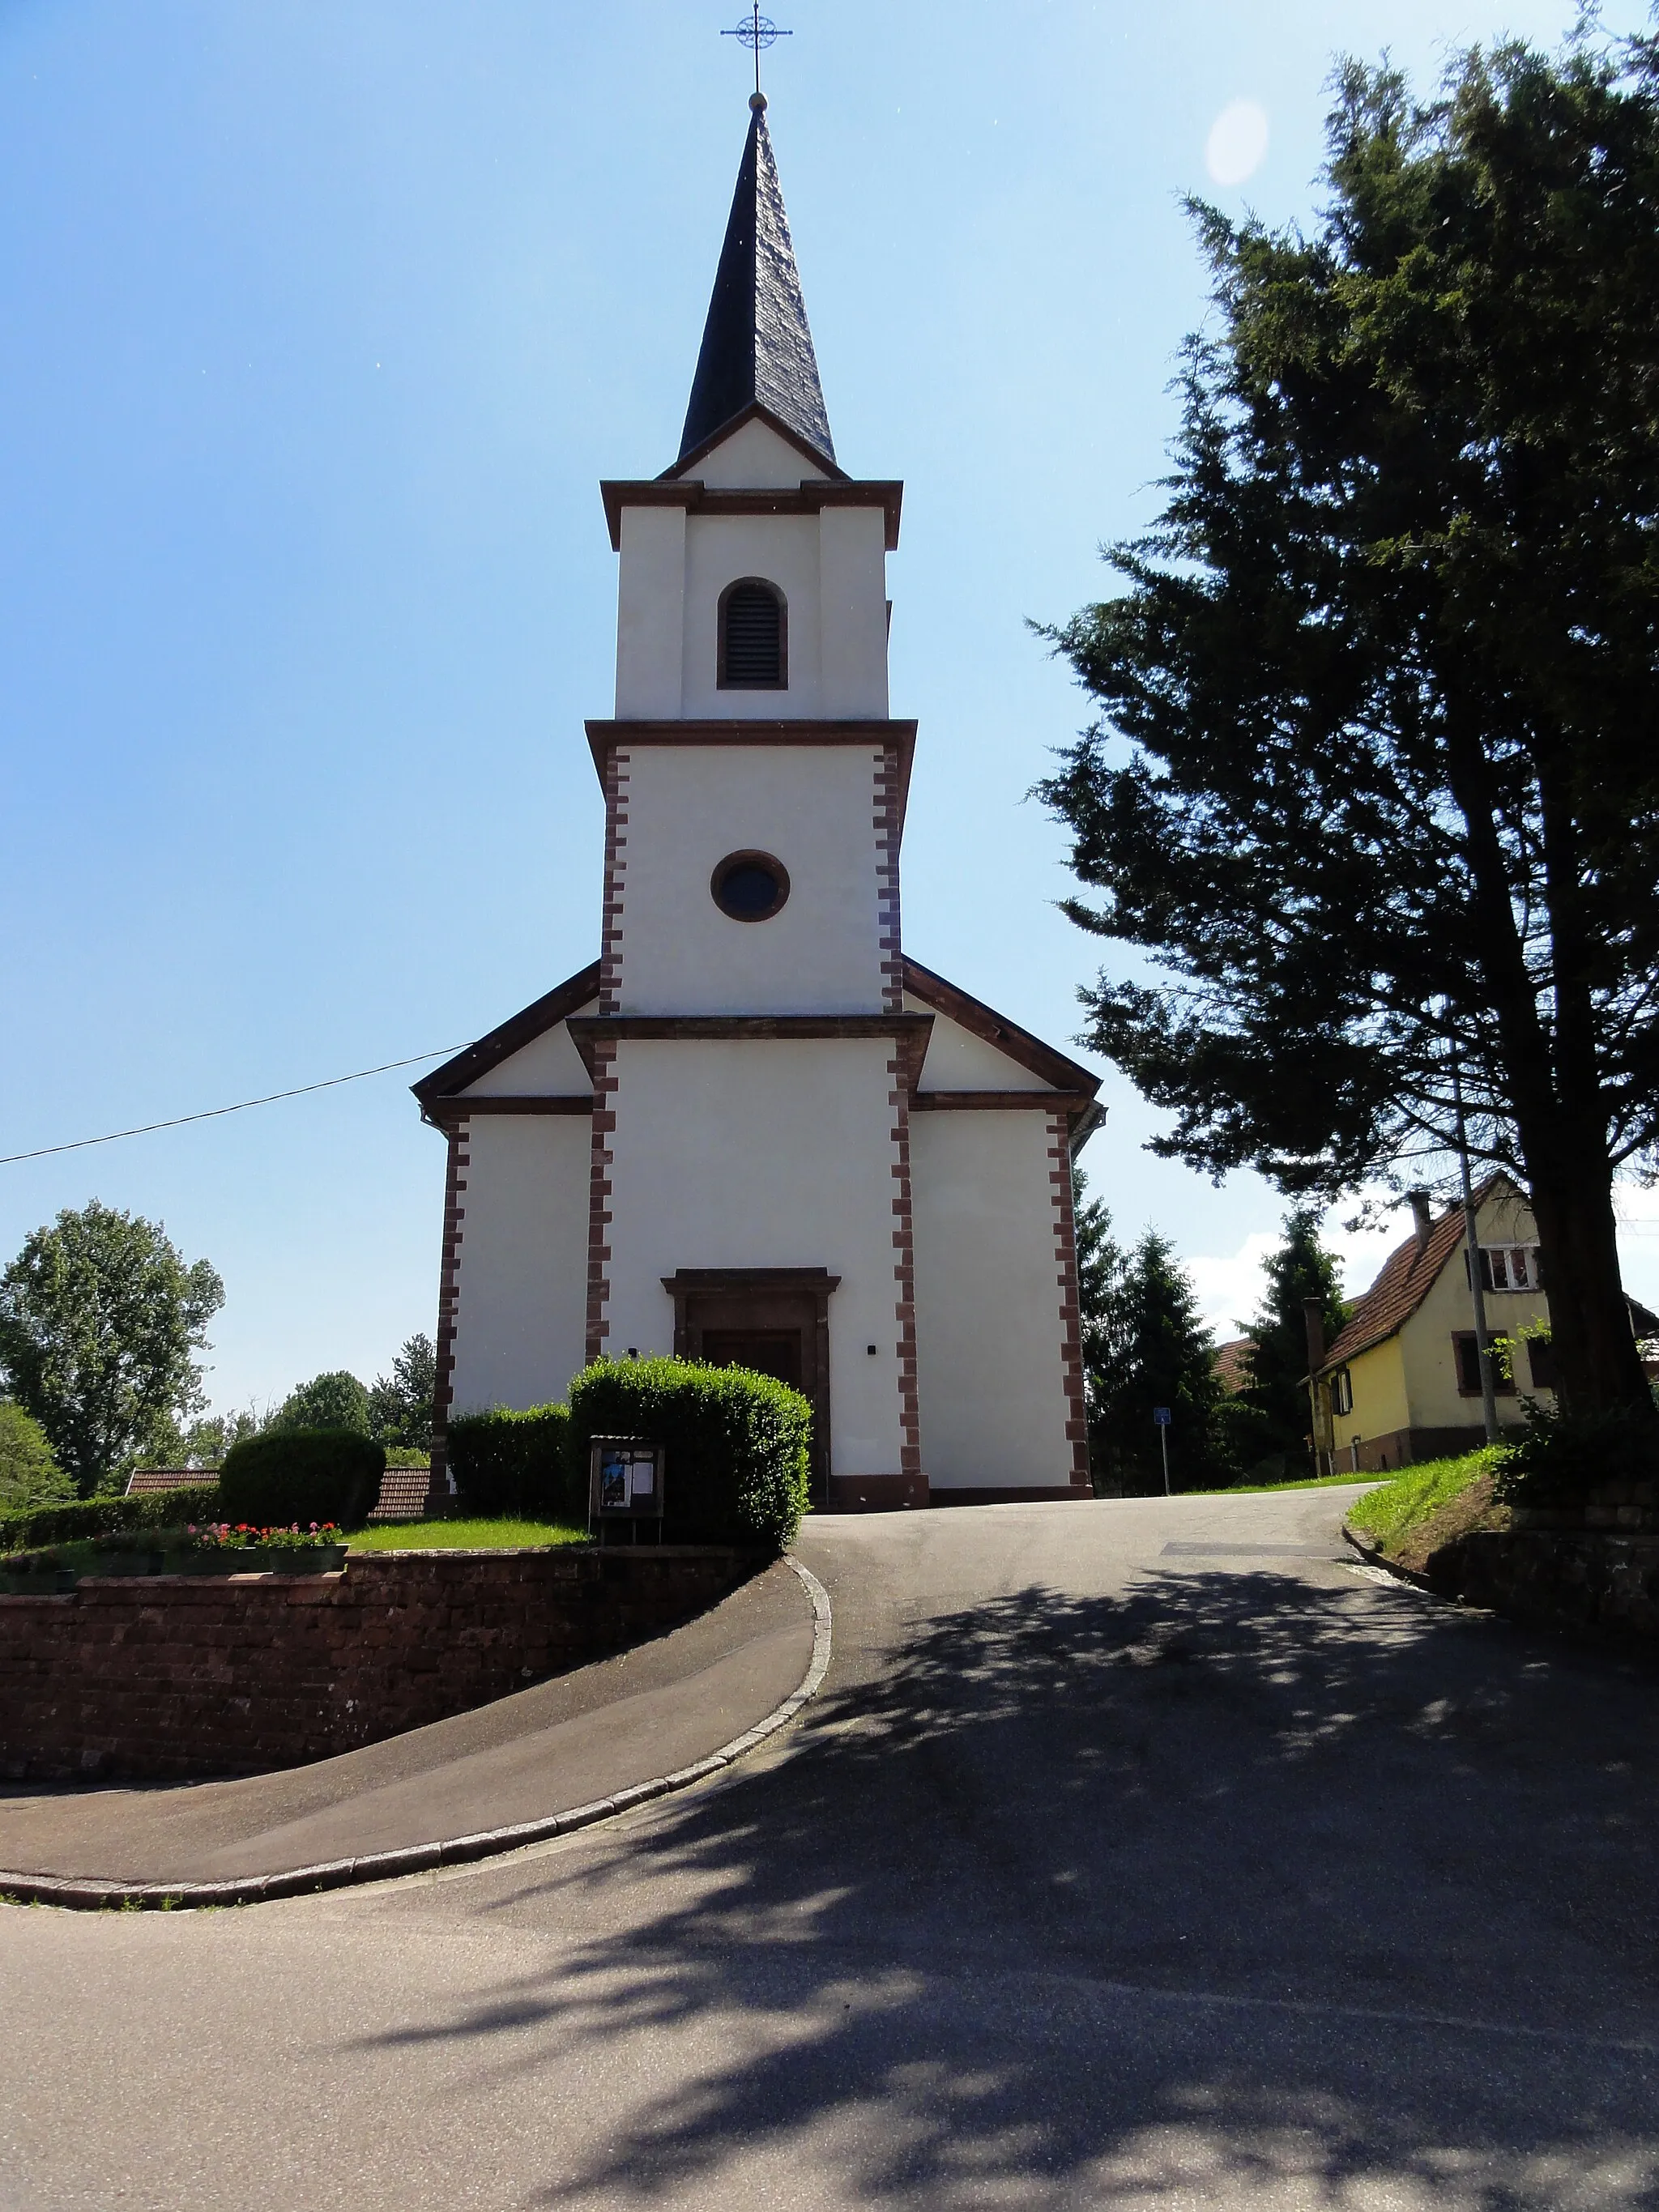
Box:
[1097,1229,1221,1494]
[1039,32,1659,1433]
[1241,1212,1349,1471]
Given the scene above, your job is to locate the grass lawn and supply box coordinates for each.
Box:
[345,1517,590,1551]
[1183,1472,1386,1498]
[1346,1448,1503,1549]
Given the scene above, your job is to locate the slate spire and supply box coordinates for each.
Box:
[678,95,836,471]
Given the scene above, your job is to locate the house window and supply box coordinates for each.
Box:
[718,578,787,689]
[1465,1244,1543,1292]
[1453,1332,1516,1396]
[1329,1368,1354,1417]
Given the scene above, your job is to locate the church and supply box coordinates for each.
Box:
[414,95,1102,1511]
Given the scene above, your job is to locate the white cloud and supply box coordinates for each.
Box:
[1186,1230,1279,1340]
[1184,1198,1401,1343]
[1206,100,1269,188]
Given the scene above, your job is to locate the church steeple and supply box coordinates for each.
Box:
[677,95,836,472]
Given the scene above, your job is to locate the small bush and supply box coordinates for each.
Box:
[218,1429,385,1530]
[446,1404,574,1519]
[1492,1400,1659,1507]
[567,1357,811,1552]
[0,1483,222,1558]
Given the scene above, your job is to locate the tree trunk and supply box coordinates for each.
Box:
[1523,1144,1653,1421]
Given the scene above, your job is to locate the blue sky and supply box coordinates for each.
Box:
[3,0,1654,1414]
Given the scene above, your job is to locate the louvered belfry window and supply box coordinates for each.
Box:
[719,578,787,689]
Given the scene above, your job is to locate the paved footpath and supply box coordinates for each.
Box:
[5,1487,1659,2211]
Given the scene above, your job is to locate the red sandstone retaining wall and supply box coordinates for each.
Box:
[0,1547,755,1784]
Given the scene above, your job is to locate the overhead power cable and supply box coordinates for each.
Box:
[0,1046,471,1167]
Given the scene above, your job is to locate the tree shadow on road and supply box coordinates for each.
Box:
[358,1567,1659,2208]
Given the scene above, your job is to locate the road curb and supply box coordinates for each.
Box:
[1342,1521,1435,1592]
[0,1555,833,1915]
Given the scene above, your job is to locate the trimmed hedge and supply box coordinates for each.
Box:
[446,1404,575,1518]
[219,1429,385,1530]
[0,1484,222,1558]
[567,1357,811,1552]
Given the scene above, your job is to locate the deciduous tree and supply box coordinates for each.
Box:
[0,1202,224,1494]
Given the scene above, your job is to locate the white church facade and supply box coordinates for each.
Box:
[415,96,1102,1511]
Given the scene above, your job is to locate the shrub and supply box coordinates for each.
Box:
[567,1357,811,1552]
[446,1404,574,1519]
[218,1429,385,1530]
[1492,1401,1659,1507]
[0,1482,222,1558]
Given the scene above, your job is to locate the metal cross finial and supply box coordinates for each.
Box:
[723,4,791,101]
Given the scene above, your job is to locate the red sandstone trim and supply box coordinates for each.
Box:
[585,1042,620,1364]
[429,1120,471,1499]
[1048,1110,1091,1489]
[598,748,631,1017]
[874,744,905,1016]
[889,1049,923,1480]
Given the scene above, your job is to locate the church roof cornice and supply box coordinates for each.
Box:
[599,472,902,553]
[584,718,917,834]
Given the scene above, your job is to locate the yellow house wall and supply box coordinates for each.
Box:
[1341,1337,1410,1454]
[1400,1188,1554,1430]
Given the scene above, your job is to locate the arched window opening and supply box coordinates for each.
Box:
[719,578,787,690]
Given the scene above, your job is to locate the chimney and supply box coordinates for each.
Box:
[1302,1296,1326,1375]
[1407,1189,1434,1258]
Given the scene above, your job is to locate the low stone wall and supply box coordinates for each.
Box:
[0,1547,755,1784]
[1445,1529,1659,1643]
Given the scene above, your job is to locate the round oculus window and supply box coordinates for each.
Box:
[711,850,790,923]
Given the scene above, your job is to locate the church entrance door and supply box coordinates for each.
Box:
[660,1268,839,1506]
[700,1331,804,1389]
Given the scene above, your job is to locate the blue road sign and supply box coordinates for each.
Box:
[1153,1406,1172,1426]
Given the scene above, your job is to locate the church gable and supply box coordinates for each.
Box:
[675,410,835,489]
[458,1018,594,1097]
[902,958,1100,1101]
[910,1004,1056,1092]
[412,961,600,1111]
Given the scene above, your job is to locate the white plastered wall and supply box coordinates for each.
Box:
[687,417,830,488]
[684,514,823,717]
[616,747,885,1014]
[909,1111,1073,1489]
[460,1016,595,1097]
[601,1037,908,1475]
[909,999,1054,1091]
[616,507,686,718]
[449,1115,591,1416]
[614,420,889,722]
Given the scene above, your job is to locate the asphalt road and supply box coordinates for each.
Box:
[5,1485,1659,2211]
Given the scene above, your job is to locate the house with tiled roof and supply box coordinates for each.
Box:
[1310,1174,1554,1474]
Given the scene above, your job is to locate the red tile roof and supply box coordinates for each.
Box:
[1213,1337,1255,1393]
[1321,1177,1511,1371]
